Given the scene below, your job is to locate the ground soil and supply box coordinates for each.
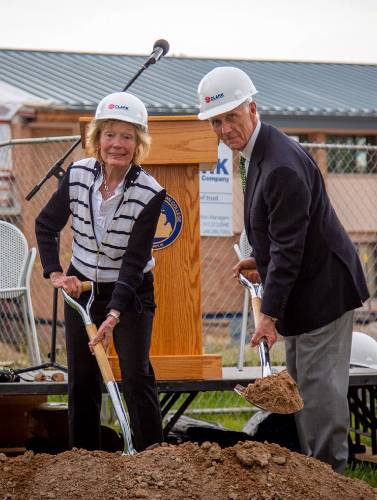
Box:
[0,441,375,500]
[241,369,304,414]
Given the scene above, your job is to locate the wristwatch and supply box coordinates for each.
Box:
[106,309,120,324]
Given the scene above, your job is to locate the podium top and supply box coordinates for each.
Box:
[79,115,218,167]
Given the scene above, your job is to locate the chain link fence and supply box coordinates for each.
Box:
[0,136,376,432]
[202,142,377,367]
[0,135,83,368]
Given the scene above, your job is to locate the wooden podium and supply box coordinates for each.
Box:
[80,116,222,380]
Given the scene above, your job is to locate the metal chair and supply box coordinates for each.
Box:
[237,229,253,371]
[0,221,41,365]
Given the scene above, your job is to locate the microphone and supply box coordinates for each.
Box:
[146,39,169,66]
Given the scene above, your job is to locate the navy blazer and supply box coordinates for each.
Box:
[244,123,369,336]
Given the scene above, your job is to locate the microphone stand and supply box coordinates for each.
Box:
[24,46,161,201]
[17,46,167,376]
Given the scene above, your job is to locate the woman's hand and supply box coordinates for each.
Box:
[49,272,83,298]
[88,315,118,354]
[232,257,261,283]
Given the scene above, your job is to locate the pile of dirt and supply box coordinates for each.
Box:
[0,440,375,499]
[242,369,304,414]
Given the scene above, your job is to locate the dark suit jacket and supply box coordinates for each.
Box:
[244,123,369,336]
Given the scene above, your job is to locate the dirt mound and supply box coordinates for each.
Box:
[0,441,375,499]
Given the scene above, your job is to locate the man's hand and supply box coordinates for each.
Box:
[232,257,261,283]
[88,315,118,354]
[251,313,277,350]
[49,272,82,298]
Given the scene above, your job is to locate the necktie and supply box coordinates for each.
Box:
[239,155,247,193]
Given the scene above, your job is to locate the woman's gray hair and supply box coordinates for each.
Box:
[86,119,152,165]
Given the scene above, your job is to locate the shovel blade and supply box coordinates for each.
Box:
[234,384,275,413]
[234,384,246,396]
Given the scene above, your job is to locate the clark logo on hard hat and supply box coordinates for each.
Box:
[95,92,148,131]
[205,93,225,104]
[108,103,129,110]
[197,66,258,120]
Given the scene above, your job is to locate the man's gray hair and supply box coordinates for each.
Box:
[242,97,259,119]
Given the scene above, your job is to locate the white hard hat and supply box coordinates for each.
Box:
[197,67,258,120]
[95,92,148,131]
[350,331,377,369]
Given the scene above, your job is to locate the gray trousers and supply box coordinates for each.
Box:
[285,310,354,475]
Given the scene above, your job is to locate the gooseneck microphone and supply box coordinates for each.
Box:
[145,39,170,66]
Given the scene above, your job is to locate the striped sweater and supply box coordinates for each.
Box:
[35,157,166,312]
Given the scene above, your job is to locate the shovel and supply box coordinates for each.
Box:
[233,245,303,415]
[61,281,136,455]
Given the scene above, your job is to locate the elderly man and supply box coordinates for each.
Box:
[197,66,369,474]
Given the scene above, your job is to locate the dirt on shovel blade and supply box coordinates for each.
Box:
[241,369,304,414]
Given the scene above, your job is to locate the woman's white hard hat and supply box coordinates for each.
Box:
[197,66,258,120]
[95,92,148,131]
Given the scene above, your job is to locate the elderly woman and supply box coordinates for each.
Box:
[35,92,165,452]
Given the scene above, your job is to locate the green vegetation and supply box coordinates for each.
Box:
[48,395,68,403]
[345,462,377,487]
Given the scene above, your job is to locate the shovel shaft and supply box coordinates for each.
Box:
[251,296,261,327]
[248,290,272,377]
[62,282,136,453]
[107,380,136,455]
[85,323,115,384]
[86,323,136,454]
[81,281,92,292]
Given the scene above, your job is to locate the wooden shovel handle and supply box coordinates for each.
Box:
[81,281,92,292]
[251,296,261,328]
[85,323,115,384]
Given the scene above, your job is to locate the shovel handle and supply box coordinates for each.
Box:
[251,296,261,327]
[81,281,92,292]
[86,323,115,384]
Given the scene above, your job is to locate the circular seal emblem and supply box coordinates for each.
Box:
[153,194,183,250]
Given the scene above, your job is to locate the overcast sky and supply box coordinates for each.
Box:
[0,0,376,63]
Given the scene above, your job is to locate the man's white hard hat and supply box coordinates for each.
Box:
[95,92,148,131]
[350,331,377,369]
[197,67,258,120]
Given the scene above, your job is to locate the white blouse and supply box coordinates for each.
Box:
[91,170,128,243]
